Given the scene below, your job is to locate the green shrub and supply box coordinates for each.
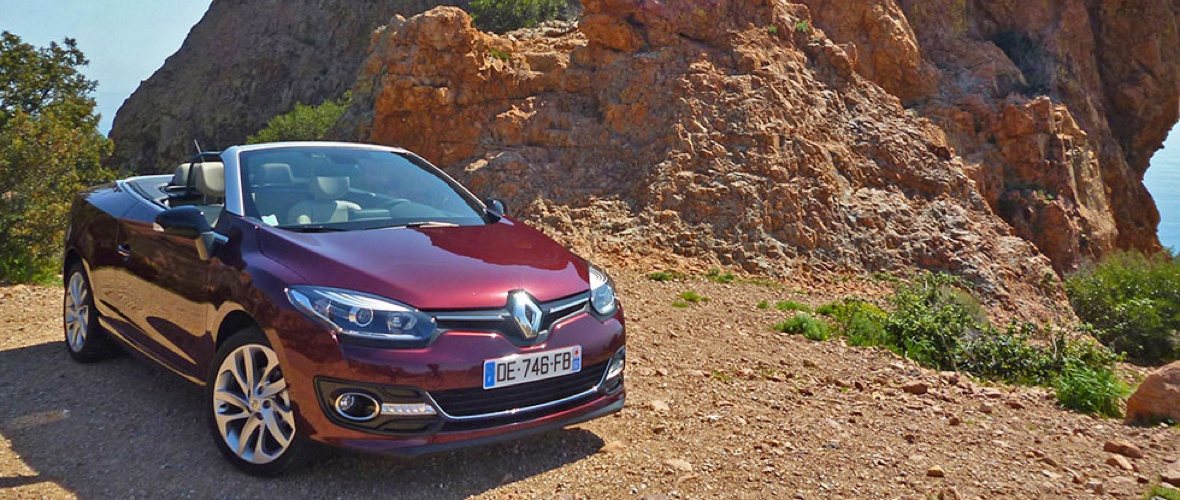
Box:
[954,324,1121,387]
[469,0,570,33]
[756,300,770,310]
[678,291,709,304]
[248,94,349,144]
[647,270,687,282]
[705,268,736,283]
[1055,365,1129,418]
[884,273,987,370]
[775,313,830,341]
[1065,250,1180,363]
[671,299,689,308]
[819,298,890,347]
[814,272,1128,417]
[774,300,810,312]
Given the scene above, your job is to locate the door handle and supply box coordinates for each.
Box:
[117,243,132,258]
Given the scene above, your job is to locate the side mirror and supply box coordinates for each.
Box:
[485,198,506,221]
[154,206,216,260]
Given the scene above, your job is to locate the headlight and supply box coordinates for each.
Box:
[589,265,618,316]
[286,286,437,345]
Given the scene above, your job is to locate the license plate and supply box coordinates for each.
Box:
[483,345,582,389]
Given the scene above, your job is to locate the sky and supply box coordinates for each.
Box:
[1,0,213,134]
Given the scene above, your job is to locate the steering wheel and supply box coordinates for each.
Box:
[378,198,410,210]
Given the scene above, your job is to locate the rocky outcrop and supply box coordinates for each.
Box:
[108,0,465,174]
[797,0,1180,273]
[112,0,1180,319]
[1126,361,1180,423]
[338,3,1075,320]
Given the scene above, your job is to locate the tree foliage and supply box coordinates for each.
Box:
[0,32,112,283]
[247,95,349,144]
[469,0,571,33]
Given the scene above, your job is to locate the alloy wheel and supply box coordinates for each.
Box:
[64,271,90,352]
[211,343,296,465]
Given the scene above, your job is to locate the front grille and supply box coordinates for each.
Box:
[431,292,589,344]
[430,361,608,418]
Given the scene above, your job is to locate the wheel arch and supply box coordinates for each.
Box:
[215,310,261,352]
[63,249,83,276]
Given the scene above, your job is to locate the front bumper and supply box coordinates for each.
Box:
[324,390,624,457]
[267,306,626,456]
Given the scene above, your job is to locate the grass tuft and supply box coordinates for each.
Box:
[1145,484,1180,500]
[774,300,810,312]
[647,270,687,282]
[705,268,736,284]
[774,313,830,341]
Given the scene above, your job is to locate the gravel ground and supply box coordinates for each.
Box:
[1,274,1178,499]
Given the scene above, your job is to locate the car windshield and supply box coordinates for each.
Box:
[239,146,487,231]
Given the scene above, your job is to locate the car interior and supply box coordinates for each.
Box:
[124,159,226,227]
[245,159,401,226]
[123,149,475,229]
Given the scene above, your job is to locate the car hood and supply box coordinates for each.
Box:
[256,219,590,310]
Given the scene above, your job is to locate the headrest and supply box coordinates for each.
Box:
[194,162,226,198]
[258,163,294,185]
[310,176,349,201]
[171,163,193,187]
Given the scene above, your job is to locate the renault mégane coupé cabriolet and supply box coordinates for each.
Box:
[62,142,625,475]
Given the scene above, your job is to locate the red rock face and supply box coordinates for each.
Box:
[801,0,1180,273]
[339,4,1081,321]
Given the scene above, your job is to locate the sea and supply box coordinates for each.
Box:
[1146,130,1180,252]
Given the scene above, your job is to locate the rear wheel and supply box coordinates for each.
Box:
[207,327,311,476]
[63,262,118,362]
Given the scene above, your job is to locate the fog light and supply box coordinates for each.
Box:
[334,392,380,422]
[603,347,625,393]
[607,348,625,380]
[380,402,437,417]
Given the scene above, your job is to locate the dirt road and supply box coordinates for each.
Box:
[1,275,1177,499]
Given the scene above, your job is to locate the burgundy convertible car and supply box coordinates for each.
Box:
[62,142,625,475]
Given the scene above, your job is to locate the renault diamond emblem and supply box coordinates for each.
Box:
[509,291,544,339]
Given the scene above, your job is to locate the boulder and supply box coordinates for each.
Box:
[1126,362,1180,424]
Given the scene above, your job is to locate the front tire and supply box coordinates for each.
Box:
[63,262,118,362]
[206,327,310,476]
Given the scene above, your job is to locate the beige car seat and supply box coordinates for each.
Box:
[191,162,227,225]
[170,163,193,188]
[193,162,225,199]
[288,176,359,225]
[251,163,300,224]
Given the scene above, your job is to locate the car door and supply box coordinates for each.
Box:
[115,200,212,381]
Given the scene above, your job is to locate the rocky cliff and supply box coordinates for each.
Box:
[108,0,465,173]
[110,0,1180,320]
[334,3,1062,320]
[799,0,1180,273]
